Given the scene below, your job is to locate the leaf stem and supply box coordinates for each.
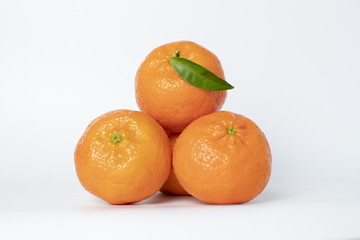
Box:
[175,50,180,57]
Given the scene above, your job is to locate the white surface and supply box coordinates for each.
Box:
[0,0,360,239]
[1,187,359,240]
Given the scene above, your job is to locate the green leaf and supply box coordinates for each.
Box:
[170,57,234,91]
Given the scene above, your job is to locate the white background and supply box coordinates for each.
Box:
[1,0,360,239]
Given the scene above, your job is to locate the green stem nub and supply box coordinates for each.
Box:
[112,134,121,144]
[169,50,180,64]
[175,50,180,57]
[228,126,236,135]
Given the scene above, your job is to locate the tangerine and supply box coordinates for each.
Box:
[135,41,227,133]
[173,111,271,204]
[160,133,190,196]
[74,110,171,204]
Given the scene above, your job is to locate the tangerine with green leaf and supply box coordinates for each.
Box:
[135,41,231,133]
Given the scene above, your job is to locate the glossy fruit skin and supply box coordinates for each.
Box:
[173,111,271,204]
[160,133,190,196]
[135,41,227,133]
[74,110,171,204]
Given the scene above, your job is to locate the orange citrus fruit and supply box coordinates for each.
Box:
[135,41,227,133]
[160,133,190,196]
[74,110,171,204]
[173,111,271,204]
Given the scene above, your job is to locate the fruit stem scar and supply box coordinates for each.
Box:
[228,126,236,135]
[112,134,121,144]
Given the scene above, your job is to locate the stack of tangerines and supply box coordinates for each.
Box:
[75,41,271,205]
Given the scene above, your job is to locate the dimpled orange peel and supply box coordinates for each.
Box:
[173,111,271,204]
[160,133,190,196]
[74,110,171,204]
